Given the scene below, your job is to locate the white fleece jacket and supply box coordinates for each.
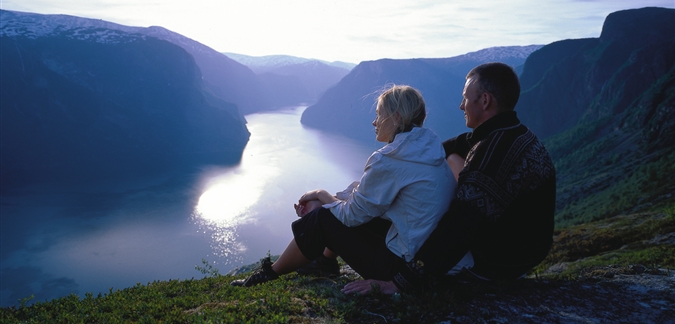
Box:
[327,127,456,262]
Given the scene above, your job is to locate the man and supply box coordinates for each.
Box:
[342,62,556,294]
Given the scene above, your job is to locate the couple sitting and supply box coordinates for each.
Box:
[231,62,556,294]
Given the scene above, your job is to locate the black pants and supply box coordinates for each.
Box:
[292,207,406,281]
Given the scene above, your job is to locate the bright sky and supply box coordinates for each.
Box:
[1,0,673,63]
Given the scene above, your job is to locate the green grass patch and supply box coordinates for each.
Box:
[3,211,673,323]
[534,207,675,279]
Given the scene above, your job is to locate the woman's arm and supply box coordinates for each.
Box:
[298,189,339,205]
[447,153,465,181]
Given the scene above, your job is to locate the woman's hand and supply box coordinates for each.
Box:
[295,200,323,217]
[298,189,322,204]
[341,279,400,295]
[293,203,305,217]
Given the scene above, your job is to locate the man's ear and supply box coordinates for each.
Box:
[481,92,494,111]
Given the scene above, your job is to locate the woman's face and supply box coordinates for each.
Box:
[372,102,398,143]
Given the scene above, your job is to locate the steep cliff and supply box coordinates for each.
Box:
[0,12,251,187]
[517,7,675,140]
[522,7,675,226]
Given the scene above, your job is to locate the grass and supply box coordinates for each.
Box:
[533,205,675,279]
[2,206,673,323]
[0,266,458,323]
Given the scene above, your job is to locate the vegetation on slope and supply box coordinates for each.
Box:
[2,204,672,323]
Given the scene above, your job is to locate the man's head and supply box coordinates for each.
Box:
[460,62,520,129]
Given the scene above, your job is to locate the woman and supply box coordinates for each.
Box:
[231,85,457,294]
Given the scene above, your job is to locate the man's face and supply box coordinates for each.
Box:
[460,77,484,129]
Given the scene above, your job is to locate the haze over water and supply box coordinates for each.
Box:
[0,106,374,307]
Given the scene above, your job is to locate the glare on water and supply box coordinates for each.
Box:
[0,105,375,308]
[191,106,373,267]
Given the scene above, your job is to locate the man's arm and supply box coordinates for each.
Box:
[442,133,472,159]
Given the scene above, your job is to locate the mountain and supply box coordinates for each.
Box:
[300,45,543,144]
[515,7,675,226]
[137,32,271,115]
[222,53,356,73]
[517,7,675,140]
[0,10,251,187]
[0,10,277,115]
[224,53,354,105]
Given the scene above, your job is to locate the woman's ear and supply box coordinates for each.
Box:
[394,112,403,127]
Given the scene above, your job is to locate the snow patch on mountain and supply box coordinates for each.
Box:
[1,10,146,43]
[460,45,544,61]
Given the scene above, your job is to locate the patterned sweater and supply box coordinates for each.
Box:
[394,111,556,288]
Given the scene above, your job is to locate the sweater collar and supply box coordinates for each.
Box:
[466,111,521,145]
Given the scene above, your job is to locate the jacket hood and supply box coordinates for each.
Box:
[378,127,446,166]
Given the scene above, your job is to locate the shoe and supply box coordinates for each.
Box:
[230,256,279,287]
[296,255,340,277]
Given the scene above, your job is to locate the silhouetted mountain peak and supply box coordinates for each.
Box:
[600,7,675,44]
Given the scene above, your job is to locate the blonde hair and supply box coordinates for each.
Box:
[377,85,427,135]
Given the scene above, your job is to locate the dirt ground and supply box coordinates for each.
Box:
[439,266,674,323]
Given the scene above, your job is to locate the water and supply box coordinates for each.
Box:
[0,106,375,307]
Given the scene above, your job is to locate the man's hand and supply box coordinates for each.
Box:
[341,279,400,295]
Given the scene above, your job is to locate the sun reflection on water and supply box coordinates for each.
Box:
[190,106,373,270]
[192,163,281,263]
[197,174,258,225]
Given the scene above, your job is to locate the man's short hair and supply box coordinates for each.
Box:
[466,62,520,111]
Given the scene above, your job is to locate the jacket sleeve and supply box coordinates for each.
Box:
[329,153,399,227]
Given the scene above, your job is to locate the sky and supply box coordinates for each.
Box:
[1,0,673,63]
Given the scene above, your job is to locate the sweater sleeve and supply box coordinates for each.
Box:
[329,153,399,227]
[442,132,472,159]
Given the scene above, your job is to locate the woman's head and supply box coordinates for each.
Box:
[372,85,426,143]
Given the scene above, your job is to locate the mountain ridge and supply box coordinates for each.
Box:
[222,52,356,72]
[300,45,543,144]
[516,7,675,226]
[1,10,251,187]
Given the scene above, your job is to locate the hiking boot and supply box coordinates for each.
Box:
[230,256,279,287]
[296,255,340,277]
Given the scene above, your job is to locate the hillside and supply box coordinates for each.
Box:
[1,7,674,322]
[519,7,675,227]
[0,11,251,187]
[301,7,675,229]
[517,7,675,140]
[2,208,672,322]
